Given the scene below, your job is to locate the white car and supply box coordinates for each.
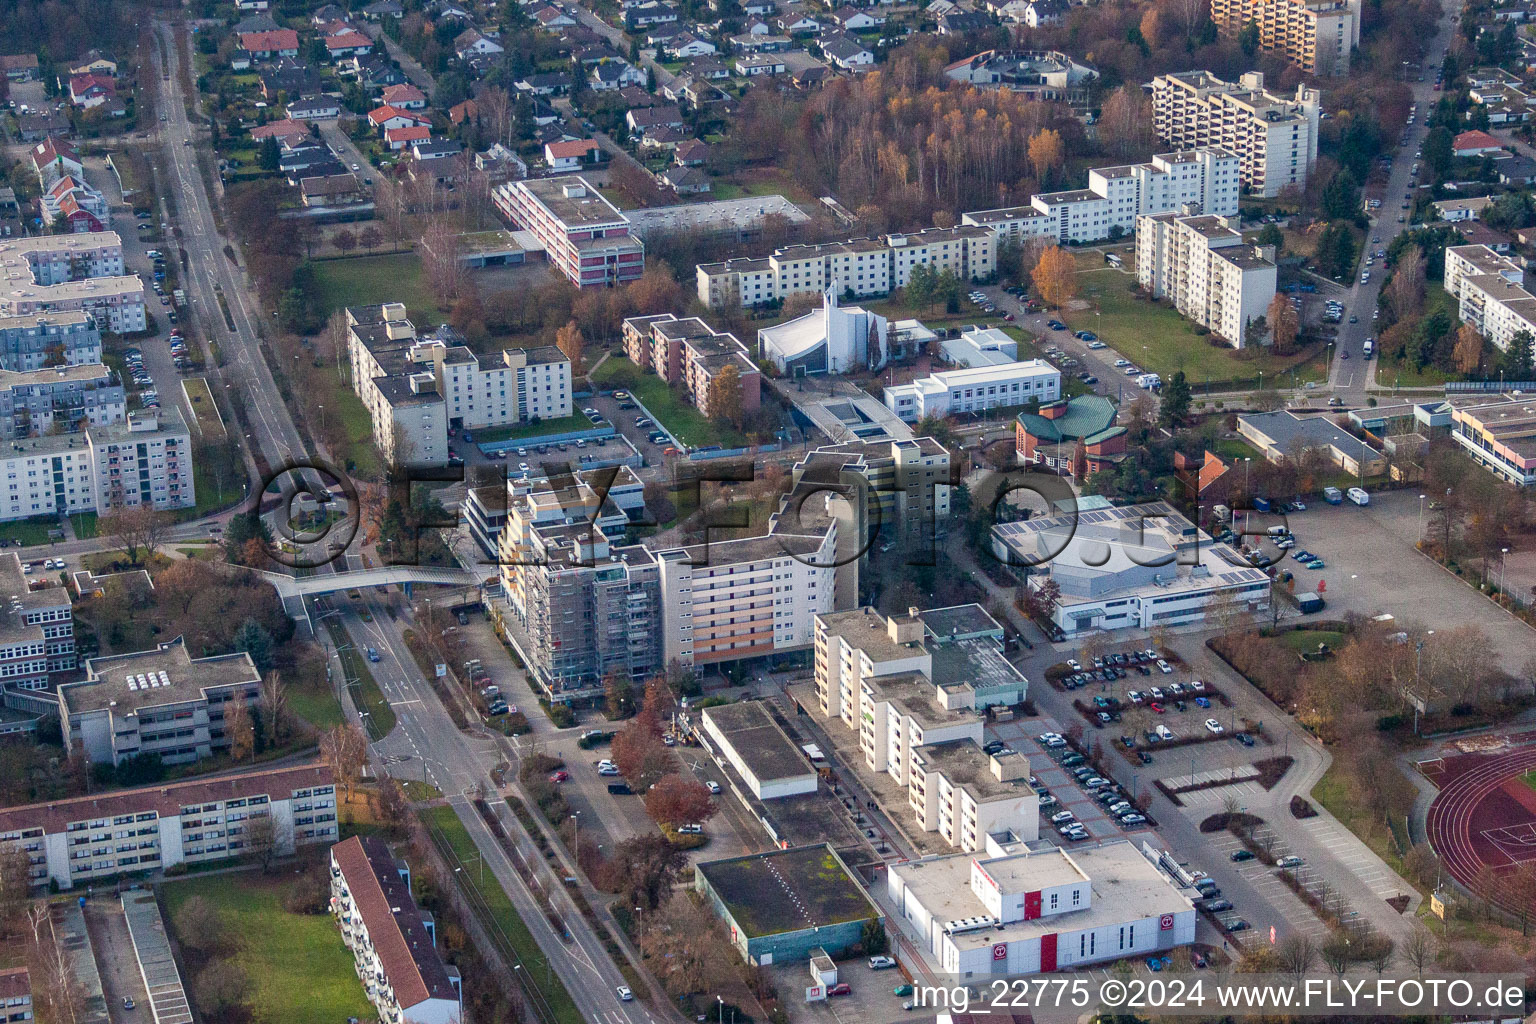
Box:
[1205,718,1225,734]
[616,986,633,1001]
[1277,855,1304,868]
[706,780,721,794]
[868,956,897,970]
[1156,659,1173,674]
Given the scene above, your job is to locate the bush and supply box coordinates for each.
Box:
[1290,795,1317,819]
[282,864,332,914]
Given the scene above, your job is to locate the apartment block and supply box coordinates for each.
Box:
[1,363,124,437]
[621,313,761,418]
[0,552,74,691]
[346,304,571,466]
[0,233,146,334]
[0,311,101,371]
[496,474,662,700]
[653,476,844,670]
[696,227,994,309]
[330,836,462,1024]
[1442,244,1536,354]
[1,409,195,523]
[964,149,1241,245]
[813,604,1032,852]
[1136,213,1277,346]
[0,763,337,890]
[492,176,644,288]
[1150,71,1321,197]
[792,437,952,569]
[59,637,262,768]
[1447,392,1536,487]
[1211,0,1360,74]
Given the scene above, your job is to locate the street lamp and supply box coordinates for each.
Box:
[570,811,581,861]
[1413,629,1435,734]
[1417,494,1426,547]
[1500,547,1510,595]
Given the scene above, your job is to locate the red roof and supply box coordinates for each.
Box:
[31,136,80,169]
[385,124,432,143]
[449,98,478,124]
[381,83,425,104]
[326,30,372,49]
[1454,129,1502,152]
[250,117,309,140]
[240,29,300,52]
[545,138,597,158]
[368,103,427,125]
[0,762,334,835]
[70,73,116,95]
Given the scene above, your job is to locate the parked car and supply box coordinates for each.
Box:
[1277,855,1304,868]
[868,956,897,970]
[828,983,851,997]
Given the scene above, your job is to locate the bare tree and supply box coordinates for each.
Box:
[1320,934,1352,978]
[1402,924,1435,978]
[320,723,368,804]
[0,842,31,927]
[242,812,286,873]
[223,697,255,763]
[99,505,169,565]
[260,671,289,743]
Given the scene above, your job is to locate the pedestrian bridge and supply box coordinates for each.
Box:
[257,565,484,599]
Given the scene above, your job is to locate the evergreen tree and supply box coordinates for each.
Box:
[1499,330,1535,381]
[257,135,281,172]
[234,619,275,673]
[1158,371,1192,428]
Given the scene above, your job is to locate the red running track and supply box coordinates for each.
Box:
[1426,746,1536,903]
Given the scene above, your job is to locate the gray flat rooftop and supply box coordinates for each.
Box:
[818,607,926,664]
[697,844,878,938]
[64,641,259,714]
[920,603,1002,641]
[518,176,629,227]
[916,740,1033,800]
[701,701,818,783]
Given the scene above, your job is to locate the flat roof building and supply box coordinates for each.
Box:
[992,501,1272,637]
[0,311,100,372]
[1237,410,1386,477]
[887,840,1196,976]
[1447,392,1536,487]
[0,233,145,334]
[1150,71,1321,197]
[884,351,1060,422]
[695,844,883,964]
[699,701,819,800]
[1136,212,1276,346]
[1443,244,1536,354]
[1211,0,1359,74]
[0,551,75,691]
[492,176,644,288]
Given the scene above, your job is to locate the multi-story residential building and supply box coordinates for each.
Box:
[0,763,337,889]
[962,149,1241,245]
[791,437,952,568]
[1,409,194,523]
[492,176,644,288]
[1443,244,1536,352]
[621,313,761,418]
[1211,0,1359,74]
[330,836,463,1024]
[0,311,101,372]
[0,233,146,334]
[346,305,571,465]
[942,50,1099,103]
[653,477,844,670]
[0,552,74,691]
[696,227,995,309]
[496,474,662,700]
[813,604,1031,852]
[0,967,30,1024]
[887,840,1197,975]
[59,638,263,768]
[1150,71,1322,197]
[1446,392,1536,487]
[883,330,1060,421]
[1136,213,1277,345]
[992,501,1272,637]
[1,363,124,437]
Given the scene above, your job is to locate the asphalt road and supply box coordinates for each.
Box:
[330,589,661,1024]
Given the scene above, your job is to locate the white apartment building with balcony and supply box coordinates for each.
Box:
[0,763,336,889]
[1136,212,1277,346]
[330,836,463,1024]
[0,552,74,691]
[1444,244,1535,353]
[1150,71,1321,197]
[0,233,146,334]
[0,311,101,371]
[1211,0,1359,74]
[963,149,1241,245]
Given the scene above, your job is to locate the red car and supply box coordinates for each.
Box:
[828,983,851,997]
[548,770,570,783]
[1149,702,1166,714]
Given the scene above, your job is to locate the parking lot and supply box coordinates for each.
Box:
[779,955,913,1024]
[1266,490,1535,674]
[586,388,674,469]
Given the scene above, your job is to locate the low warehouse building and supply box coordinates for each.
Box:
[696,844,883,965]
[887,840,1196,976]
[699,701,819,800]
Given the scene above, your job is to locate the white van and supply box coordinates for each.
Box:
[1347,487,1370,506]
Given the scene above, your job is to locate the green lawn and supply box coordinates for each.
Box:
[473,413,597,444]
[590,357,747,448]
[310,253,449,327]
[1523,770,1536,794]
[162,874,372,1024]
[324,619,397,740]
[288,675,348,731]
[422,805,584,1024]
[2,517,62,546]
[71,510,98,540]
[1062,270,1329,389]
[1279,629,1346,654]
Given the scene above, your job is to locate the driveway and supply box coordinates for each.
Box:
[82,899,151,1024]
